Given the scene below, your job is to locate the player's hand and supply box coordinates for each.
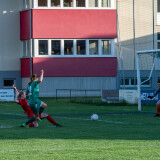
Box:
[148,96,154,99]
[12,84,16,90]
[40,70,44,74]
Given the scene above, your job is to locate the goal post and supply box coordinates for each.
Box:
[136,49,160,111]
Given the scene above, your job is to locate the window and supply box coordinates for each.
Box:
[4,79,15,88]
[101,40,111,55]
[77,40,86,55]
[120,78,151,87]
[64,0,73,7]
[102,0,111,7]
[39,40,48,55]
[51,40,61,55]
[64,40,73,55]
[157,33,160,54]
[23,41,26,57]
[89,40,98,55]
[30,0,113,9]
[158,0,160,12]
[36,39,114,57]
[89,0,98,7]
[141,78,151,85]
[23,40,31,57]
[27,40,30,56]
[51,0,60,7]
[38,0,47,7]
[26,0,30,8]
[124,79,129,85]
[76,0,85,7]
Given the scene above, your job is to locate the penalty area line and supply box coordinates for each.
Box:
[54,116,139,125]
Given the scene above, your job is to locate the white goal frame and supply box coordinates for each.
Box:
[136,49,160,111]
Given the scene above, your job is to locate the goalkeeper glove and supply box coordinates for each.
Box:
[148,95,154,99]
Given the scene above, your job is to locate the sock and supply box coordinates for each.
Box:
[29,123,34,127]
[46,115,57,125]
[25,116,36,125]
[39,107,45,114]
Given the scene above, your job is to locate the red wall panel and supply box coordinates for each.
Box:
[32,9,117,39]
[21,58,31,77]
[32,57,117,77]
[20,10,31,40]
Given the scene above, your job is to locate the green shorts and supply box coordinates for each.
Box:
[28,98,42,114]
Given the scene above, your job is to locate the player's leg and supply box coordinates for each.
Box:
[21,110,36,127]
[155,100,160,117]
[39,101,47,114]
[40,113,62,127]
[27,112,34,127]
[27,112,39,127]
[20,115,36,127]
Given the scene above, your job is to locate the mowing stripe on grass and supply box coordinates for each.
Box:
[0,145,155,153]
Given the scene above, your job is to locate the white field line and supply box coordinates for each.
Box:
[0,125,14,128]
[54,116,141,125]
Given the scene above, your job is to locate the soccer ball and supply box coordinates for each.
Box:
[91,114,99,121]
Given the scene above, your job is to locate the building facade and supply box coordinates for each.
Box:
[117,0,160,89]
[0,0,117,96]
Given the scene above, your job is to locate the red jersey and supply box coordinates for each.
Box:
[18,99,33,115]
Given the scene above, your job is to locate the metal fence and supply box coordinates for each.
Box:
[56,89,102,101]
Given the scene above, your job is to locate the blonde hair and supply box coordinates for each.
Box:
[18,91,24,99]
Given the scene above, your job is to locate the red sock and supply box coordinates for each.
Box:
[46,115,57,125]
[29,123,34,127]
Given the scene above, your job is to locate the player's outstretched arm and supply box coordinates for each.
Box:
[148,88,160,99]
[38,69,44,84]
[12,85,19,103]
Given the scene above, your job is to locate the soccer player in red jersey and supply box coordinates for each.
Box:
[12,85,62,127]
[148,80,160,117]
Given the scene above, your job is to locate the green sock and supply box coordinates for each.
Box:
[39,107,44,114]
[22,123,27,127]
[25,116,35,125]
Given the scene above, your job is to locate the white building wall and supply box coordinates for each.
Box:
[0,0,22,71]
[22,77,117,97]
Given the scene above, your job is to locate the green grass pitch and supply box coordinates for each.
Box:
[1,98,160,160]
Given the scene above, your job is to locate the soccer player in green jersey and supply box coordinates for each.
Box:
[25,69,47,121]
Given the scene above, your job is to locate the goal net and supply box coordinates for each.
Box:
[136,49,160,111]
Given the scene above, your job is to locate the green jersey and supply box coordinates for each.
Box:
[26,80,39,100]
